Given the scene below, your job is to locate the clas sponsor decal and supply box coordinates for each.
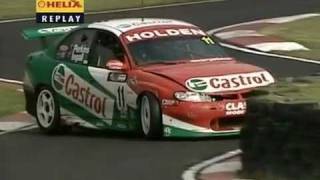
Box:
[186,71,275,93]
[125,28,206,42]
[36,0,84,23]
[225,101,246,116]
[52,64,114,124]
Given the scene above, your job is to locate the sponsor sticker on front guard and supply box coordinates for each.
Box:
[225,101,247,116]
[185,71,275,93]
[108,72,127,82]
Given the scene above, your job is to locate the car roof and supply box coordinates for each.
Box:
[87,18,197,36]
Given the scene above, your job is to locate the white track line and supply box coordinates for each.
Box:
[0,111,36,136]
[208,13,320,34]
[0,0,224,24]
[207,13,320,65]
[0,121,32,131]
[87,0,224,15]
[0,123,37,136]
[182,149,242,180]
[0,17,34,24]
[219,42,320,65]
[0,78,23,85]
[16,88,24,92]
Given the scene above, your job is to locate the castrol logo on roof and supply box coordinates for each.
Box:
[124,28,206,43]
[185,71,275,93]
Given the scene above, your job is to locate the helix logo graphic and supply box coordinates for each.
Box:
[36,0,84,13]
[36,0,85,23]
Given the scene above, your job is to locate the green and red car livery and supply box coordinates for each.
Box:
[23,18,275,138]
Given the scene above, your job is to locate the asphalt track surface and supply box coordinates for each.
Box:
[0,0,320,180]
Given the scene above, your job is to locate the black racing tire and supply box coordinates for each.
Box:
[138,92,163,139]
[35,87,62,134]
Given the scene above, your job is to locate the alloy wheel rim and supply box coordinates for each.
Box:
[141,96,151,135]
[36,90,55,128]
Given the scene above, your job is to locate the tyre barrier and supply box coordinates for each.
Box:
[240,76,320,179]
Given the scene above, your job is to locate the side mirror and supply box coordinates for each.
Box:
[106,60,127,71]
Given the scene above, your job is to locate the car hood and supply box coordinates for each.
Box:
[141,61,275,93]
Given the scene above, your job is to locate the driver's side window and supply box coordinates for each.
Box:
[56,29,95,65]
[88,31,124,68]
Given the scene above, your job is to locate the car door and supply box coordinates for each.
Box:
[54,28,117,129]
[54,28,135,130]
[85,30,136,130]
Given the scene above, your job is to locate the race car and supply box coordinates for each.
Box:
[22,18,275,138]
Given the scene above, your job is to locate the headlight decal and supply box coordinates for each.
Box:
[174,91,212,102]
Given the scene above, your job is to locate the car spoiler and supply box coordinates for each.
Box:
[22,26,79,48]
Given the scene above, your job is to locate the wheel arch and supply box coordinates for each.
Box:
[25,83,53,117]
[136,91,161,108]
[35,83,54,94]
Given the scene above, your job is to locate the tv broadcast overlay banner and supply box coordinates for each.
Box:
[36,0,84,23]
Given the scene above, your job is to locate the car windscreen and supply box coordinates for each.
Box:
[128,36,230,65]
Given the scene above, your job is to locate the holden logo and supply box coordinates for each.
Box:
[186,79,208,91]
[52,64,65,91]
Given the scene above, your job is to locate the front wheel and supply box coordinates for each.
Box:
[35,87,61,134]
[139,93,163,139]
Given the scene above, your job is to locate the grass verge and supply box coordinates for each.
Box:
[260,16,320,61]
[251,76,320,104]
[0,0,216,20]
[0,83,24,118]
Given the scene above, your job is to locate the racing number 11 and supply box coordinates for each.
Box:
[201,36,215,45]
